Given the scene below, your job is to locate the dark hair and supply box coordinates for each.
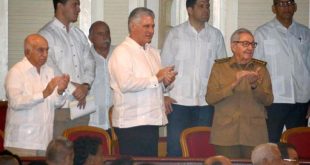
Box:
[186,0,198,8]
[53,0,68,12]
[277,142,297,159]
[0,150,22,165]
[273,0,295,5]
[73,136,102,165]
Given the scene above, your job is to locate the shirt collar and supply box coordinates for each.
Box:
[229,56,254,69]
[22,57,47,74]
[273,17,296,31]
[186,21,209,34]
[52,17,73,32]
[90,45,112,60]
[125,36,151,51]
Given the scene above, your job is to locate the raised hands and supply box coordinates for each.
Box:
[43,74,70,98]
[232,67,262,89]
[57,74,70,95]
[156,65,178,87]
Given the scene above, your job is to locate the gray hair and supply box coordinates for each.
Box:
[128,7,155,33]
[46,137,74,165]
[230,28,253,43]
[251,143,280,165]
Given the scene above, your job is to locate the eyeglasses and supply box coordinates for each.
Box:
[233,41,258,48]
[275,1,295,7]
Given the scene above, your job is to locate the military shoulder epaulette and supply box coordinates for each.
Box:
[252,58,267,66]
[215,57,231,63]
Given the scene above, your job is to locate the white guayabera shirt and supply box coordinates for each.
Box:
[254,18,310,103]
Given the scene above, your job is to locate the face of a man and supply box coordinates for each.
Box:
[61,0,81,23]
[188,0,210,23]
[232,33,255,64]
[90,24,111,50]
[130,15,155,46]
[272,0,296,24]
[26,37,49,69]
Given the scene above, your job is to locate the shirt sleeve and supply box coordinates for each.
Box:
[252,66,274,106]
[39,31,64,76]
[215,30,227,58]
[254,29,266,60]
[205,63,234,105]
[161,30,176,67]
[81,37,95,85]
[5,69,44,111]
[108,48,160,93]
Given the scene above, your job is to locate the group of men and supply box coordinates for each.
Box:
[3,0,310,160]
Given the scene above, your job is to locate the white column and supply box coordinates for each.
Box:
[224,0,238,57]
[79,0,92,38]
[91,0,104,23]
[0,0,8,100]
[128,0,145,13]
[146,0,159,48]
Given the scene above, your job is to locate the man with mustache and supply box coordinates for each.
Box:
[88,21,114,132]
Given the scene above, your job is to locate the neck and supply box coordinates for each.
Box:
[277,17,293,29]
[189,18,205,32]
[55,14,70,32]
[94,46,109,59]
[235,56,250,65]
[36,67,41,74]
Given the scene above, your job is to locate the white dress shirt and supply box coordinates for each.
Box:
[39,18,95,97]
[4,58,66,150]
[89,46,114,130]
[254,18,310,103]
[108,37,167,128]
[161,21,227,106]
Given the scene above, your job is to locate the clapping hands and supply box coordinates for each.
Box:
[156,66,178,87]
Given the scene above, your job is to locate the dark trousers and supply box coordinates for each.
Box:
[266,103,308,143]
[114,125,159,157]
[53,108,90,138]
[167,104,214,157]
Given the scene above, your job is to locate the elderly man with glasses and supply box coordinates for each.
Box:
[206,28,274,159]
[254,0,310,143]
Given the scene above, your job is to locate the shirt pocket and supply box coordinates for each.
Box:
[263,39,279,57]
[175,41,191,60]
[52,46,64,63]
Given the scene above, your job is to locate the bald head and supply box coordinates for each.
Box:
[24,34,49,70]
[88,21,111,56]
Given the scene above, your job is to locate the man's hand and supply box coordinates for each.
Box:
[43,77,59,98]
[164,96,177,114]
[57,74,70,95]
[156,66,175,83]
[163,70,178,87]
[72,82,89,109]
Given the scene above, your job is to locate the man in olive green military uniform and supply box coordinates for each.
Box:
[206,28,274,159]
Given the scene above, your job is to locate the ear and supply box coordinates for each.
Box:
[231,42,237,53]
[272,5,276,14]
[293,3,297,12]
[187,7,193,16]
